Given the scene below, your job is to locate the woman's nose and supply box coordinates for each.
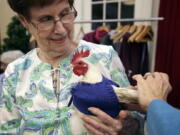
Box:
[53,21,66,34]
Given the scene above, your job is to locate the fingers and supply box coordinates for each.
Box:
[132,74,147,91]
[132,74,143,81]
[88,108,121,128]
[144,72,167,81]
[119,110,129,120]
[160,72,169,82]
[145,72,172,91]
[133,73,163,110]
[84,122,103,135]
[159,73,172,92]
[118,110,131,123]
[82,107,123,135]
[134,72,169,83]
[82,115,117,135]
[134,72,171,92]
[144,72,154,79]
[133,72,172,103]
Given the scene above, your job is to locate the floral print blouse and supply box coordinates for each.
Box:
[0,40,130,135]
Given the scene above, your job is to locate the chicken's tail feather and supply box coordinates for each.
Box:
[112,86,138,104]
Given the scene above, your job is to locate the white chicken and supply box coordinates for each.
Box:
[70,49,138,117]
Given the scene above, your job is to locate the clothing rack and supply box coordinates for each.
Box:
[74,17,164,24]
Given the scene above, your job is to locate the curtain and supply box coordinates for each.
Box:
[155,0,180,108]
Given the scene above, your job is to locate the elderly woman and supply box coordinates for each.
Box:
[0,0,141,134]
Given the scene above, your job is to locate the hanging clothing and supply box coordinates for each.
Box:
[101,32,149,85]
[83,27,109,44]
[83,31,99,44]
[118,32,149,85]
[100,32,121,52]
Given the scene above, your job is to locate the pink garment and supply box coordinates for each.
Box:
[83,27,109,44]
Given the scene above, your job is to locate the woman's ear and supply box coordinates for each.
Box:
[18,15,29,29]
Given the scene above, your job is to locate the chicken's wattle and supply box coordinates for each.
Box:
[73,61,88,76]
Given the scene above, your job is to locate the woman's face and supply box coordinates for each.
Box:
[26,0,75,58]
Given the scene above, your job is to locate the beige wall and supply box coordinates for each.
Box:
[0,0,15,45]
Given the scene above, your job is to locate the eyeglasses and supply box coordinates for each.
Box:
[31,7,77,32]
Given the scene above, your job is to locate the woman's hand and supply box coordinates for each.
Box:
[82,107,123,135]
[133,72,172,110]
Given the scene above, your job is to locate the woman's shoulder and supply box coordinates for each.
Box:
[78,40,114,54]
[6,49,37,72]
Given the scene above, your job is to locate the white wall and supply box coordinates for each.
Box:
[74,0,91,42]
[134,0,153,25]
[150,0,161,71]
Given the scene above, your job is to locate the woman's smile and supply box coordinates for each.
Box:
[49,34,67,44]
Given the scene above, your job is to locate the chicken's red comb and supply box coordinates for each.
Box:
[71,50,90,64]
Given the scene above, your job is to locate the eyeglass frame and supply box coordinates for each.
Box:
[30,6,77,32]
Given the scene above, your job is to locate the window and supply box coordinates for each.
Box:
[91,0,135,29]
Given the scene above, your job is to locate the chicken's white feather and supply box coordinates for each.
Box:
[112,86,138,104]
[80,59,103,84]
